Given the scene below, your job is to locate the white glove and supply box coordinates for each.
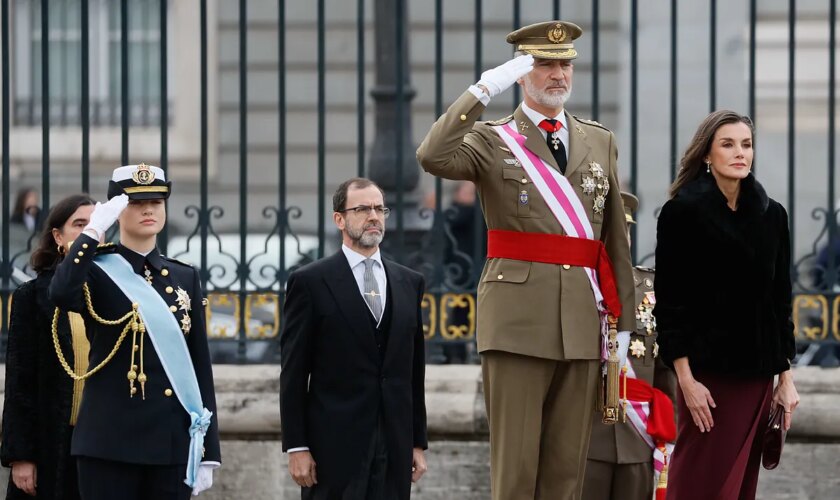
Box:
[616,330,632,369]
[83,194,129,240]
[191,463,218,496]
[476,54,534,98]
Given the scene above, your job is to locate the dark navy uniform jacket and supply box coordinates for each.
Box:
[49,233,221,465]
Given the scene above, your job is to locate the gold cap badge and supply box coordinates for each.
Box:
[132,163,156,185]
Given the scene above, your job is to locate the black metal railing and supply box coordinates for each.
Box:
[2,0,839,365]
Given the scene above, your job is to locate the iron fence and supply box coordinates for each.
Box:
[1,0,838,364]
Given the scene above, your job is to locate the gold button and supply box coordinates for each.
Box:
[460,114,467,121]
[164,388,173,397]
[497,274,504,280]
[82,243,89,249]
[74,258,80,264]
[169,305,178,312]
[166,286,174,294]
[77,251,84,256]
[562,264,571,270]
[520,178,528,184]
[161,269,169,276]
[133,345,139,352]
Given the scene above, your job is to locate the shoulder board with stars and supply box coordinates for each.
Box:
[572,115,611,132]
[485,114,514,126]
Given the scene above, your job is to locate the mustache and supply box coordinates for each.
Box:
[364,223,383,231]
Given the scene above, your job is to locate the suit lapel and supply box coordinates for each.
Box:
[381,260,408,364]
[322,252,379,360]
[564,112,592,178]
[513,106,564,175]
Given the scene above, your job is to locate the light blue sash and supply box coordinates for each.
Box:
[93,253,212,488]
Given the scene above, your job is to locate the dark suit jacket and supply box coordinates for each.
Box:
[1,271,80,500]
[279,251,428,498]
[49,234,221,465]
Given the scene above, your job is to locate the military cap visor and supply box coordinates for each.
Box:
[107,164,171,200]
[507,21,583,60]
[620,192,639,224]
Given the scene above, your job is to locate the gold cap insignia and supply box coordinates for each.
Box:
[547,23,566,43]
[132,163,156,185]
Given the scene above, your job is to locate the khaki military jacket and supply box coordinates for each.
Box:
[417,90,635,360]
[587,267,678,463]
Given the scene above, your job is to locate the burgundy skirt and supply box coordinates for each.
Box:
[665,371,773,500]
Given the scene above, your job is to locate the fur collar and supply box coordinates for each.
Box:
[676,172,770,215]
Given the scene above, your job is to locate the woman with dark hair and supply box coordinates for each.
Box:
[1,194,95,500]
[654,110,799,499]
[10,188,42,232]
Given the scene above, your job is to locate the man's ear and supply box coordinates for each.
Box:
[333,212,345,231]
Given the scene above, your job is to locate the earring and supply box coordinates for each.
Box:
[57,244,66,255]
[705,160,711,173]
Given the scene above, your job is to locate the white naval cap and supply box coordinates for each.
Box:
[107,163,171,200]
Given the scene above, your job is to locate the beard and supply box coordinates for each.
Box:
[346,221,385,248]
[523,75,572,109]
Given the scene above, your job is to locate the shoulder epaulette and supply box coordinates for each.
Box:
[573,115,611,132]
[486,114,514,126]
[161,254,195,269]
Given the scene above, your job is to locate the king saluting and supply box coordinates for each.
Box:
[50,164,220,499]
[417,21,635,499]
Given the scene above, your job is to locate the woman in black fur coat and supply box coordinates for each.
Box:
[1,194,95,499]
[654,110,800,500]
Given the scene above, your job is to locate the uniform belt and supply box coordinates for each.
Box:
[620,374,677,444]
[486,229,622,318]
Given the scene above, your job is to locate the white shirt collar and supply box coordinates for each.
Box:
[521,101,567,131]
[341,244,383,270]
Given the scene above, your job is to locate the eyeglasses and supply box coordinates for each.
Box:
[338,204,391,219]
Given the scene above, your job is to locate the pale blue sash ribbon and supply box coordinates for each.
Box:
[94,253,212,488]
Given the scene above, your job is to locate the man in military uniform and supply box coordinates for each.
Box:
[50,164,221,499]
[582,192,678,500]
[417,21,636,500]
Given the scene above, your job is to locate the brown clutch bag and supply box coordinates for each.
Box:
[761,405,786,470]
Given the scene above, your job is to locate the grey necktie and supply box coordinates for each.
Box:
[363,259,383,322]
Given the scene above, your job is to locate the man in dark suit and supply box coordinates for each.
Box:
[50,164,220,499]
[280,177,428,500]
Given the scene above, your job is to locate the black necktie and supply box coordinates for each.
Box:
[539,119,567,174]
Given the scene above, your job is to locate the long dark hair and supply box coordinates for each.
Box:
[669,110,755,198]
[30,194,96,273]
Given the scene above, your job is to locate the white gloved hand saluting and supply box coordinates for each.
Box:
[83,194,129,241]
[476,54,534,98]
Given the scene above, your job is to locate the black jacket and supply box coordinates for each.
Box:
[279,251,428,499]
[1,272,81,500]
[49,234,221,465]
[654,173,795,377]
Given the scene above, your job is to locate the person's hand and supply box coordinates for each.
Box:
[773,372,800,431]
[680,378,716,432]
[84,194,129,240]
[191,463,218,496]
[476,54,534,98]
[288,450,317,488]
[411,448,427,483]
[11,461,37,496]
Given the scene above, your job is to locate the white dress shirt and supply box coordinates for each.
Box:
[520,101,570,162]
[342,244,388,324]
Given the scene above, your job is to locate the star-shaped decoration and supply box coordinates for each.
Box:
[593,195,606,214]
[180,313,192,335]
[175,287,192,312]
[588,162,604,178]
[581,176,597,195]
[630,338,646,358]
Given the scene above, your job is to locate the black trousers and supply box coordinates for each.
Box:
[76,456,191,500]
[302,416,394,500]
